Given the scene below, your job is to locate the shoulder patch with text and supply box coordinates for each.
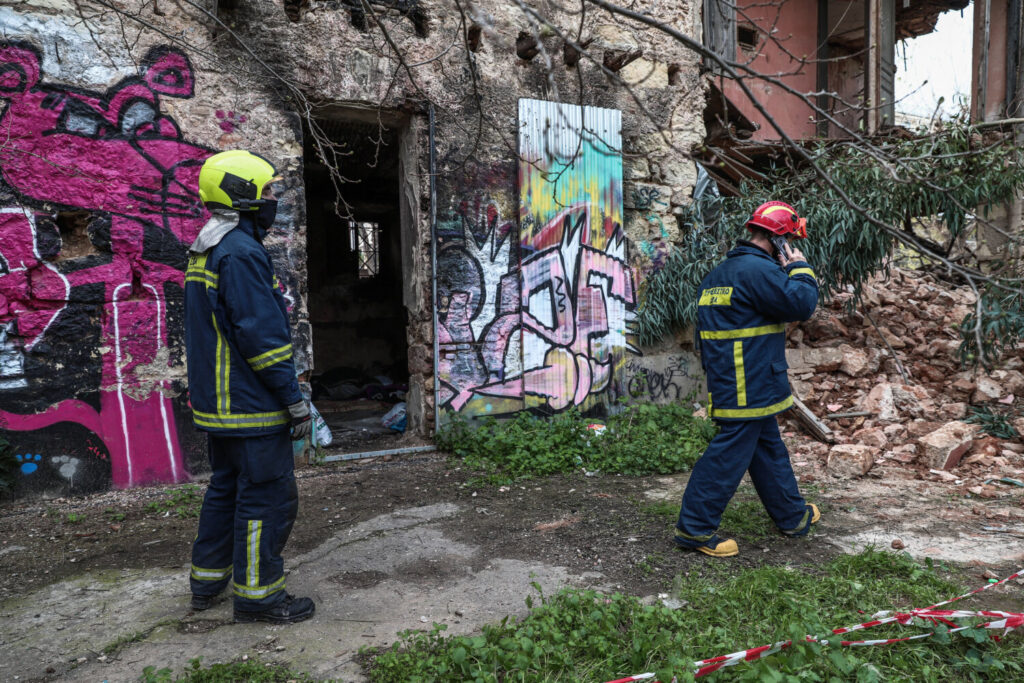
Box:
[699,286,733,306]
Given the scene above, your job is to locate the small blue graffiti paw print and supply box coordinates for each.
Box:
[16,454,42,475]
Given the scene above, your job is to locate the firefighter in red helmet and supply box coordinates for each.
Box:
[674,201,820,557]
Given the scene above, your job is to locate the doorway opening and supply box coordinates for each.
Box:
[304,113,411,452]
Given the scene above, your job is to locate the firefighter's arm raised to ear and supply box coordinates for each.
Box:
[752,255,819,323]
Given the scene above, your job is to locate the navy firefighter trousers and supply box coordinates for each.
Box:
[190,431,298,612]
[677,416,806,537]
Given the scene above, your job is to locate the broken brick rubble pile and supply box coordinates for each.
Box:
[778,267,1024,496]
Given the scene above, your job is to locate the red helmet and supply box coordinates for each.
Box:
[746,201,807,239]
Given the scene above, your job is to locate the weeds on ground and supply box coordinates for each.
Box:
[65,512,85,524]
[141,656,314,682]
[437,403,716,480]
[365,549,1023,682]
[146,484,203,519]
[105,507,127,522]
[965,405,1020,439]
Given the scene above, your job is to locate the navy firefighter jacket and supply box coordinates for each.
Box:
[184,214,303,436]
[697,241,818,421]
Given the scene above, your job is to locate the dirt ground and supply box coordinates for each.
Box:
[2,443,1024,682]
[3,444,1023,605]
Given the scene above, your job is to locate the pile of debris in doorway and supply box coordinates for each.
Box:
[762,266,1024,499]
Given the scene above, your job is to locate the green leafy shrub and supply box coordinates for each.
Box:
[959,285,1024,369]
[366,550,1024,682]
[367,586,695,683]
[437,402,716,479]
[636,119,1024,370]
[964,405,1020,439]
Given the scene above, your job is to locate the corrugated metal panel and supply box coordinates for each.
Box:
[517,98,632,415]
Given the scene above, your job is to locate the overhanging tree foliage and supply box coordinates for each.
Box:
[636,119,1024,368]
[49,2,1024,370]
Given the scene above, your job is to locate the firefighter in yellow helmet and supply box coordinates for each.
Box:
[674,201,820,558]
[185,150,315,623]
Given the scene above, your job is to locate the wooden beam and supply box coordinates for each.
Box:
[789,393,835,444]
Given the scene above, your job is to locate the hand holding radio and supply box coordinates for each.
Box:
[770,235,806,267]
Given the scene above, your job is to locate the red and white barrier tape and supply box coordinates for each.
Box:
[604,566,1024,682]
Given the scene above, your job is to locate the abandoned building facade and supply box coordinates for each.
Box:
[0,0,977,497]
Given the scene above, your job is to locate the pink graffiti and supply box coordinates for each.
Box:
[0,42,213,487]
[216,110,247,134]
[439,203,637,412]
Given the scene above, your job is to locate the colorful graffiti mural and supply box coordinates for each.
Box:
[0,41,211,491]
[435,100,637,418]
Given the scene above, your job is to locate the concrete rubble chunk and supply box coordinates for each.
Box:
[991,369,1024,395]
[939,402,968,420]
[919,421,977,470]
[851,427,888,449]
[972,376,1004,403]
[889,443,918,463]
[838,344,870,377]
[827,443,875,478]
[951,377,976,394]
[907,420,943,438]
[859,383,898,421]
[786,346,844,373]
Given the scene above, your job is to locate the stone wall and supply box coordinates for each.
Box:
[0,0,707,497]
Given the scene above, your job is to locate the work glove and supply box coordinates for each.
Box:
[287,400,313,440]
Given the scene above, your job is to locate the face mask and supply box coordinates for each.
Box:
[254,200,278,239]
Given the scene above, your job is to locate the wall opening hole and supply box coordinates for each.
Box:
[53,210,97,259]
[303,114,412,450]
[467,23,482,52]
[737,25,758,52]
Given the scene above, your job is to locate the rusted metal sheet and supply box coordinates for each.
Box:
[516,98,635,416]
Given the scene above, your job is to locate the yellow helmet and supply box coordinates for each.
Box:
[198,150,278,211]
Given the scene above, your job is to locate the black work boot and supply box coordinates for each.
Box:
[234,594,315,624]
[191,586,227,611]
[191,593,218,610]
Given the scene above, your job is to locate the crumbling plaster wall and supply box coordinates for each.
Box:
[0,0,707,497]
[0,1,307,496]
[240,0,708,426]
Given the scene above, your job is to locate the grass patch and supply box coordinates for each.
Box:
[104,507,127,522]
[141,656,315,682]
[102,629,148,656]
[146,484,203,519]
[438,403,716,480]
[365,549,1023,682]
[719,499,774,541]
[642,488,778,541]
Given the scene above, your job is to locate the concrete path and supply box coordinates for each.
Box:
[0,503,603,682]
[4,480,1022,682]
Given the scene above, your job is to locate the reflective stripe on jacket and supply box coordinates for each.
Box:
[696,241,818,421]
[184,214,302,436]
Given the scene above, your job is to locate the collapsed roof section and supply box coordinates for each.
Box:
[700,0,970,194]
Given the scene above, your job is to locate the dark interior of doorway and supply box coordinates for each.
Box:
[304,117,408,451]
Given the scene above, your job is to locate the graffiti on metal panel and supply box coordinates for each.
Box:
[0,41,211,490]
[516,100,636,414]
